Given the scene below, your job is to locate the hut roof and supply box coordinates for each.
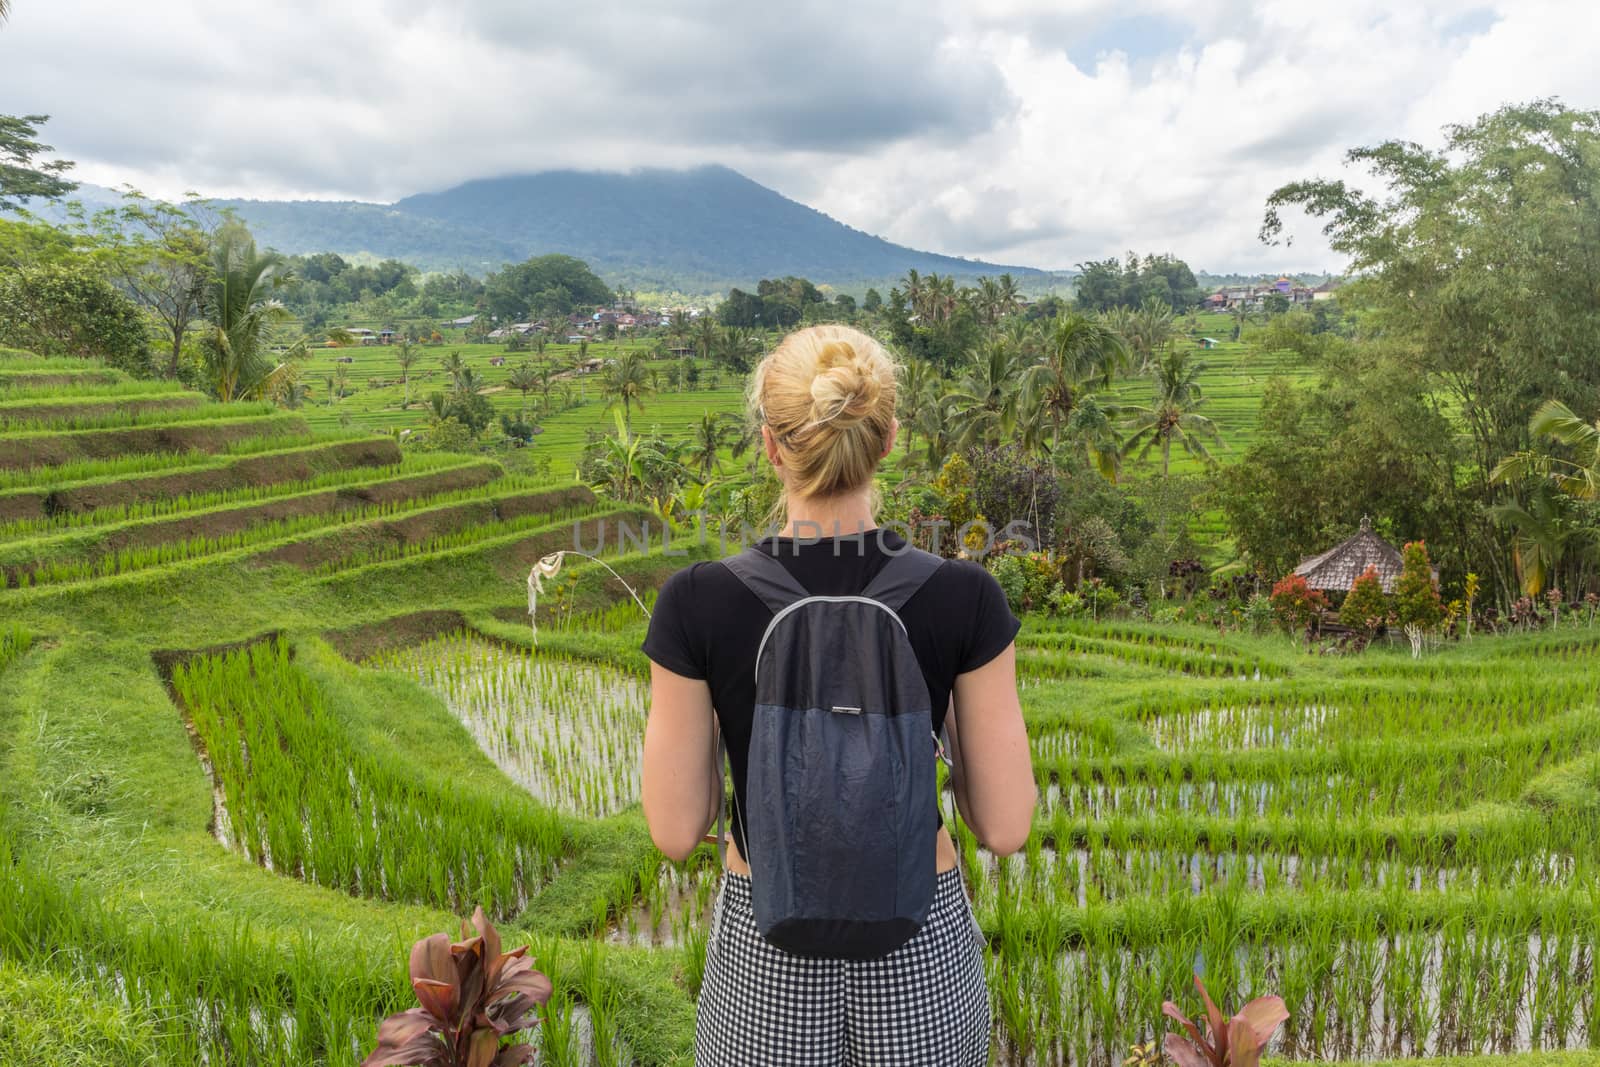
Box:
[1293,516,1405,593]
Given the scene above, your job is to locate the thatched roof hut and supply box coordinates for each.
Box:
[1293,516,1405,593]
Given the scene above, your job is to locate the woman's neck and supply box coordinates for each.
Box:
[780,489,876,539]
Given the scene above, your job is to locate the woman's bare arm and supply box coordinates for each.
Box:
[946,642,1035,856]
[642,662,722,861]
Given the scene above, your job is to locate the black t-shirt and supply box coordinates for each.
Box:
[640,528,1021,858]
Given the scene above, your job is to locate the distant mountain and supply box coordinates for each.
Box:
[383,166,1049,291]
[25,167,1067,295]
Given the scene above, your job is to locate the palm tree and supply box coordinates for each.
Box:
[1120,348,1223,476]
[685,411,740,478]
[687,315,717,365]
[897,358,941,463]
[1492,399,1600,500]
[715,326,761,373]
[536,361,560,415]
[506,362,540,421]
[998,273,1023,318]
[198,225,304,403]
[1489,481,1600,596]
[946,339,1027,449]
[668,309,692,341]
[601,350,654,430]
[395,339,422,409]
[975,277,1004,326]
[901,270,924,318]
[1022,313,1130,453]
[1128,298,1178,373]
[440,350,468,390]
[1063,395,1124,481]
[1228,302,1257,341]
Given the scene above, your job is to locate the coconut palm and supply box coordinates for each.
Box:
[1021,313,1130,456]
[506,362,540,421]
[439,350,468,390]
[901,269,924,318]
[685,411,742,478]
[1128,298,1178,372]
[1228,302,1258,341]
[713,326,761,373]
[394,339,422,408]
[896,357,941,463]
[1063,395,1123,481]
[668,309,692,341]
[601,350,654,431]
[198,225,304,403]
[946,339,1027,449]
[1121,348,1222,476]
[975,277,1005,326]
[998,273,1023,318]
[690,315,718,365]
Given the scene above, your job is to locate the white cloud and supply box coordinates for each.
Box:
[1,0,1595,271]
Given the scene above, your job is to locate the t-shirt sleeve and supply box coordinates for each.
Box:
[640,564,708,679]
[955,561,1022,674]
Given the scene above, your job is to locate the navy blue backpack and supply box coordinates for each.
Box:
[719,542,945,959]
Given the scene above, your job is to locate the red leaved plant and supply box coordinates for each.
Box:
[363,906,553,1067]
[1162,974,1288,1067]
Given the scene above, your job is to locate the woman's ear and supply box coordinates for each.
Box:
[882,417,899,459]
[762,424,782,469]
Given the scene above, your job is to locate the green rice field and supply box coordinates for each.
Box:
[2,345,1595,1067]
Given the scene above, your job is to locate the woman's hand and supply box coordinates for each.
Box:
[642,662,722,861]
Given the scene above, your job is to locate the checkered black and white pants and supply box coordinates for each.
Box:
[694,867,991,1066]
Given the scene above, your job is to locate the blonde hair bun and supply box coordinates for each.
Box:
[808,339,882,429]
[748,324,898,501]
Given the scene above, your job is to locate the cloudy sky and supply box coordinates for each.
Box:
[2,0,1595,271]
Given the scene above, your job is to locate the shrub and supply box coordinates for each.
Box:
[363,907,552,1067]
[0,263,151,372]
[989,551,1057,615]
[1243,592,1275,636]
[1339,564,1389,636]
[1162,973,1287,1067]
[1394,540,1444,657]
[1269,573,1327,637]
[968,443,1063,549]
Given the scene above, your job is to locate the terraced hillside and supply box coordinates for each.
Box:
[3,348,1597,1067]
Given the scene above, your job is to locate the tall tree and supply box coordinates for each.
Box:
[506,362,540,422]
[1262,101,1600,602]
[394,339,422,408]
[601,350,654,431]
[198,225,303,403]
[1021,312,1129,468]
[0,114,76,208]
[1121,348,1222,476]
[89,192,217,378]
[946,339,1027,449]
[685,411,740,478]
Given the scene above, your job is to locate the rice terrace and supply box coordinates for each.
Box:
[4,7,1600,1064]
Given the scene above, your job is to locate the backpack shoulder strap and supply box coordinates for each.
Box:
[721,544,810,614]
[860,546,945,614]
